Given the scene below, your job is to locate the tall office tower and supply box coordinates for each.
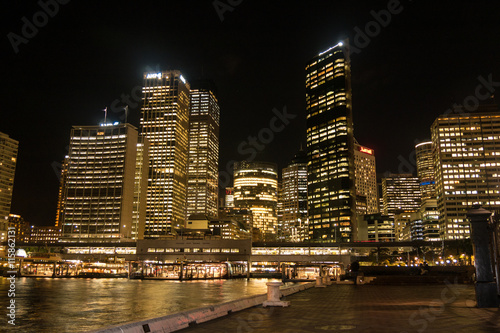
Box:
[60,123,147,242]
[382,174,421,217]
[415,141,436,201]
[306,41,355,242]
[280,150,308,242]
[277,181,283,240]
[233,161,278,241]
[8,214,29,242]
[131,136,149,240]
[354,142,379,216]
[431,101,500,240]
[140,70,190,236]
[420,199,440,241]
[55,156,69,227]
[186,80,220,219]
[0,132,18,221]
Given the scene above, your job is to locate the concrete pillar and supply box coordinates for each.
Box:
[263,282,290,307]
[315,276,325,288]
[246,260,251,280]
[467,206,499,308]
[322,275,332,285]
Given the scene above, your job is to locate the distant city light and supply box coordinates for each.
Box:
[180,75,186,84]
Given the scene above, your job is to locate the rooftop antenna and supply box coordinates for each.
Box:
[102,107,108,124]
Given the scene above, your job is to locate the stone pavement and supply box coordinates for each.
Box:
[178,282,500,333]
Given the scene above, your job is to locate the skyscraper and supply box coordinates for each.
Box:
[354,141,378,215]
[131,136,149,240]
[0,132,18,221]
[306,41,355,242]
[382,174,421,217]
[415,141,436,201]
[140,70,190,236]
[186,80,220,219]
[233,161,278,241]
[280,150,308,242]
[55,156,68,228]
[431,101,500,239]
[60,123,147,242]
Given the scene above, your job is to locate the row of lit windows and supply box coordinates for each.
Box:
[147,248,239,253]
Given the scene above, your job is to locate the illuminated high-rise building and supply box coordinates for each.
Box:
[140,70,190,236]
[280,150,308,242]
[354,141,378,216]
[382,174,421,217]
[233,161,278,241]
[8,214,29,243]
[131,136,149,240]
[420,199,440,241]
[55,156,69,228]
[277,181,283,240]
[0,132,18,244]
[0,132,18,221]
[431,101,500,240]
[306,41,355,242]
[415,141,436,201]
[61,123,147,242]
[186,80,220,219]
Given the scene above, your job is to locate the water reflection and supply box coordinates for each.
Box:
[0,277,279,333]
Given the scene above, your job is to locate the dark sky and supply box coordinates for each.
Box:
[2,0,499,226]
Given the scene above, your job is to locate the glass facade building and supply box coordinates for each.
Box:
[280,150,308,242]
[186,82,220,219]
[233,161,278,241]
[306,42,355,242]
[0,132,18,243]
[140,70,190,236]
[382,174,421,217]
[431,102,500,239]
[415,141,436,201]
[0,132,18,221]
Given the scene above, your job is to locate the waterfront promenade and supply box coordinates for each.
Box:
[177,283,500,333]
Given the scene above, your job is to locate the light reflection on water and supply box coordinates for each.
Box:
[0,277,283,333]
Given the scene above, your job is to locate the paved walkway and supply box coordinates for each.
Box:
[178,282,500,333]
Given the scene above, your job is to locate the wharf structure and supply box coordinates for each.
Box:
[4,238,359,278]
[3,238,456,279]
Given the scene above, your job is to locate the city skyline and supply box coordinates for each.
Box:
[3,1,500,226]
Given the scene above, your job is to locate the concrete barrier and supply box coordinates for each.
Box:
[90,282,315,333]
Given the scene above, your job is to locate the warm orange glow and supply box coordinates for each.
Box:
[359,146,373,155]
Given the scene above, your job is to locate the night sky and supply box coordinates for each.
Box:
[2,0,499,226]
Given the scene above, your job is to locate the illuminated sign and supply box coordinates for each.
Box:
[146,72,162,79]
[180,75,186,84]
[359,146,373,155]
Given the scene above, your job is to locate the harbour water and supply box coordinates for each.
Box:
[0,277,282,333]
